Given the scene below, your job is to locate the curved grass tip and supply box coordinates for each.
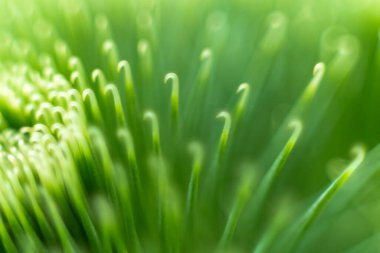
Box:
[138,39,150,55]
[91,69,107,93]
[104,84,126,127]
[251,119,302,223]
[82,88,102,124]
[69,71,80,84]
[164,73,179,126]
[313,62,326,78]
[185,141,204,220]
[144,110,161,155]
[312,62,326,87]
[237,82,249,93]
[304,62,326,100]
[102,40,115,54]
[102,40,119,76]
[144,110,157,122]
[235,83,250,122]
[91,69,104,83]
[216,111,232,157]
[201,48,212,61]
[164,73,179,102]
[117,60,128,72]
[188,141,204,174]
[289,144,366,253]
[68,57,83,72]
[346,144,366,175]
[70,71,86,91]
[164,73,179,87]
[217,111,232,134]
[288,119,303,143]
[118,60,136,104]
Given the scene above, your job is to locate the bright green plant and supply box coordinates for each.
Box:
[0,0,380,252]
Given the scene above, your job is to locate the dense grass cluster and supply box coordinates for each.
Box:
[0,0,380,252]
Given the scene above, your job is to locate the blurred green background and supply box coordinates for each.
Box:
[0,0,380,252]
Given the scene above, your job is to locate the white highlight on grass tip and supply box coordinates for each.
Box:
[164,73,179,127]
[303,62,326,101]
[117,60,136,105]
[104,84,126,127]
[70,71,80,84]
[91,69,106,93]
[67,89,82,102]
[289,144,366,253]
[138,40,149,54]
[237,82,249,93]
[68,57,79,70]
[91,69,102,82]
[144,110,161,155]
[102,40,114,53]
[288,119,303,141]
[313,62,325,76]
[235,83,250,123]
[82,89,93,101]
[164,72,178,86]
[144,110,155,121]
[312,62,325,85]
[117,60,134,91]
[346,144,366,174]
[216,111,232,157]
[249,118,303,228]
[164,73,179,97]
[117,60,130,73]
[201,48,212,60]
[217,111,232,131]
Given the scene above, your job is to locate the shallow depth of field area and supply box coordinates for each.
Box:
[0,0,380,252]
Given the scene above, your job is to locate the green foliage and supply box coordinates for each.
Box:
[0,0,379,252]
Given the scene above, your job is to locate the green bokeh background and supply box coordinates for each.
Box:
[0,0,380,252]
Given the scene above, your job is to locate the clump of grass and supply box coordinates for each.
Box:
[0,0,380,252]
